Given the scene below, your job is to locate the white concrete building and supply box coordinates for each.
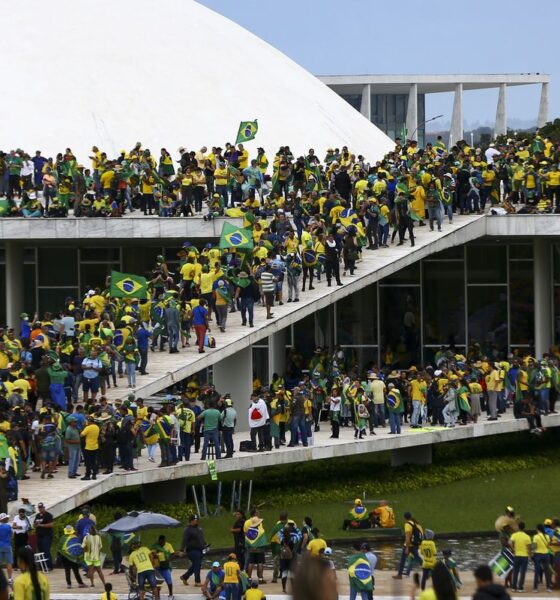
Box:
[318,74,550,146]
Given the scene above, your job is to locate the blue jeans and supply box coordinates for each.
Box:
[398,546,421,576]
[533,553,552,589]
[536,388,550,413]
[240,297,254,325]
[223,426,234,457]
[373,403,385,426]
[119,443,133,470]
[202,429,221,459]
[379,223,389,245]
[223,582,239,600]
[411,400,422,426]
[512,556,528,590]
[126,361,136,387]
[67,444,80,477]
[389,412,401,434]
[428,206,442,229]
[290,415,308,446]
[349,589,369,600]
[179,431,192,461]
[182,549,203,583]
[168,327,179,351]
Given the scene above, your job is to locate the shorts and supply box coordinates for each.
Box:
[264,292,275,307]
[85,559,101,567]
[41,448,57,462]
[82,377,100,393]
[248,551,265,565]
[138,569,158,589]
[157,568,172,585]
[0,547,13,565]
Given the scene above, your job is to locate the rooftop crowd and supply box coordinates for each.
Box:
[0,132,559,219]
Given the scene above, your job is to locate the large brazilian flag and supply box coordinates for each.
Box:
[387,389,404,414]
[235,120,258,145]
[245,523,268,549]
[347,553,373,591]
[219,222,254,251]
[110,271,148,299]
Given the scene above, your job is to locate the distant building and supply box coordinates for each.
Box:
[318,74,550,147]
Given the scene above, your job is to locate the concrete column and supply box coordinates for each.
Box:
[268,328,286,383]
[213,346,253,432]
[405,83,418,141]
[449,83,463,147]
[360,84,371,121]
[391,444,432,467]
[494,83,507,137]
[537,82,549,128]
[534,239,552,357]
[142,478,186,504]
[5,242,24,329]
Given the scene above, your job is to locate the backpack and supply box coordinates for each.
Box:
[280,544,293,560]
[534,370,545,386]
[408,520,423,546]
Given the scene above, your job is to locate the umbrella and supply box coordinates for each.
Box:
[101,511,181,534]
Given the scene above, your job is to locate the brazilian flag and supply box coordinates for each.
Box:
[387,389,404,414]
[219,222,254,251]
[235,120,258,144]
[304,160,323,192]
[339,208,358,228]
[245,523,268,549]
[110,271,148,300]
[347,553,373,591]
[302,248,317,267]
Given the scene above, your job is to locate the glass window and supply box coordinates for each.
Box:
[336,284,377,346]
[340,347,379,372]
[293,313,316,361]
[509,260,534,345]
[341,94,361,111]
[0,265,5,324]
[38,248,78,286]
[80,247,120,262]
[509,244,533,260]
[23,264,37,316]
[555,287,560,345]
[554,244,560,284]
[467,286,508,352]
[380,286,421,367]
[252,347,269,386]
[387,95,396,119]
[467,244,506,283]
[24,248,36,263]
[418,94,426,124]
[81,264,120,295]
[39,288,79,315]
[381,262,420,285]
[424,346,466,367]
[396,95,406,123]
[423,262,465,345]
[426,246,464,261]
[122,246,161,279]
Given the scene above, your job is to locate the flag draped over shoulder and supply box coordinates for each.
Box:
[245,523,267,548]
[387,389,404,414]
[219,222,254,251]
[110,271,148,299]
[235,120,258,144]
[347,553,373,591]
[305,160,323,192]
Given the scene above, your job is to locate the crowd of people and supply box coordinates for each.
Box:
[0,133,559,219]
[0,502,556,600]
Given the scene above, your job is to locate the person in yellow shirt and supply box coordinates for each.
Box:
[237,144,249,170]
[306,531,327,556]
[245,580,265,600]
[180,258,196,301]
[532,524,552,591]
[371,500,396,528]
[14,547,50,600]
[128,541,159,600]
[510,521,531,592]
[419,529,437,589]
[222,553,241,598]
[101,582,118,600]
[80,416,100,481]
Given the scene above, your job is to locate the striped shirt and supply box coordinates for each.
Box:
[260,271,275,293]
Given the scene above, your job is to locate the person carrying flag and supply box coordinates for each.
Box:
[244,511,268,584]
[386,383,404,434]
[347,546,374,600]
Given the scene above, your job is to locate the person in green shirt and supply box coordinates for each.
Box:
[198,402,221,460]
[47,360,68,410]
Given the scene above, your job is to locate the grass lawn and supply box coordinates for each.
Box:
[138,463,560,550]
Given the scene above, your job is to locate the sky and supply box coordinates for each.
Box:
[199,0,557,131]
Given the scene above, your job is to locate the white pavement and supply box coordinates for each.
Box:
[103,214,486,403]
[10,410,560,518]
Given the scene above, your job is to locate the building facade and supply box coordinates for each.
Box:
[318,74,550,146]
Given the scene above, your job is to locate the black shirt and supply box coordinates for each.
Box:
[232,518,245,548]
[34,511,53,538]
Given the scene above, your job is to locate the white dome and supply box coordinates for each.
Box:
[1,0,393,162]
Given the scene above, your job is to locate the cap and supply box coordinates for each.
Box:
[212,561,220,568]
[324,547,333,555]
[189,514,199,521]
[37,502,45,508]
[0,513,8,521]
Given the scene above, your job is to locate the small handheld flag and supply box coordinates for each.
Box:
[110,271,148,299]
[235,120,258,145]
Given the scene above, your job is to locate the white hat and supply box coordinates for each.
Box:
[434,370,443,376]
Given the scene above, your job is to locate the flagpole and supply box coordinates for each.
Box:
[409,114,444,142]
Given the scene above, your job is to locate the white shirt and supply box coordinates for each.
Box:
[485,147,500,164]
[21,160,34,177]
[248,399,269,428]
[12,515,31,534]
[329,396,341,412]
